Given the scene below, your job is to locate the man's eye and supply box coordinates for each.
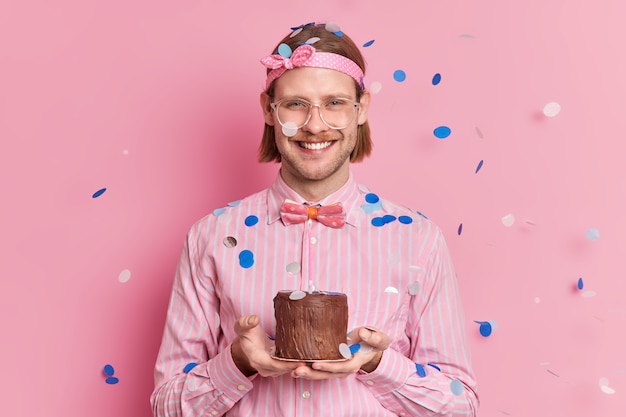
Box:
[284,101,307,109]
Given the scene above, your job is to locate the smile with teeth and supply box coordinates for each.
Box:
[298,141,333,150]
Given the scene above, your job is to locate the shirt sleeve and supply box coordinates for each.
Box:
[355,226,480,416]
[150,225,254,417]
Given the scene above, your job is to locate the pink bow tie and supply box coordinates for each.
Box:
[279,199,346,228]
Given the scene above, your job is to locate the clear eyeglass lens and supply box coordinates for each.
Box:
[275,98,357,129]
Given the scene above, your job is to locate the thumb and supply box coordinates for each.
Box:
[234,315,260,335]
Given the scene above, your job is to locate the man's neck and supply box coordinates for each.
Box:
[279,169,350,202]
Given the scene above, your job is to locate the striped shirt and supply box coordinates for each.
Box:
[151,172,479,417]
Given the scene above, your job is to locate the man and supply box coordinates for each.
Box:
[151,22,479,416]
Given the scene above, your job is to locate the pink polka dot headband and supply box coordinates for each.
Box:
[261,44,365,90]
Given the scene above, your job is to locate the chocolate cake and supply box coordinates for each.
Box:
[273,290,348,361]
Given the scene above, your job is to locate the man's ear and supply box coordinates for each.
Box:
[357,91,371,125]
[260,92,275,126]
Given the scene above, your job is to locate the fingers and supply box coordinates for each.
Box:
[357,327,390,350]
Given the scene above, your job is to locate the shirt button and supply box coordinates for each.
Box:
[366,380,374,386]
[237,384,246,391]
[211,411,218,416]
[302,390,311,399]
[310,237,317,244]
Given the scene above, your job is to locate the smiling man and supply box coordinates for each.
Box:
[151,22,479,417]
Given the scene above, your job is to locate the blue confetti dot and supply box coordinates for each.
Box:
[416,211,429,219]
[363,40,375,47]
[333,31,343,37]
[277,43,292,58]
[415,363,427,377]
[239,250,254,268]
[365,193,379,203]
[458,223,463,235]
[371,217,385,227]
[361,203,377,214]
[398,215,413,224]
[183,362,198,373]
[213,207,226,216]
[103,364,115,376]
[474,321,492,337]
[382,214,397,224]
[227,200,241,207]
[428,363,441,371]
[475,160,484,174]
[92,188,107,198]
[349,344,361,354]
[577,277,584,290]
[245,215,259,227]
[105,377,119,385]
[586,228,600,240]
[434,126,451,139]
[450,380,464,395]
[432,73,441,85]
[393,70,406,82]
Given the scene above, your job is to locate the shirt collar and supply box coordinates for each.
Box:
[267,172,363,227]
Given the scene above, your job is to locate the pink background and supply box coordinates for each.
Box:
[1,1,624,416]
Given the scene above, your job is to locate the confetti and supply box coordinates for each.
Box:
[227,200,241,207]
[289,290,306,300]
[183,362,198,373]
[349,343,361,355]
[238,250,254,268]
[277,43,292,58]
[474,321,493,337]
[369,81,382,94]
[363,40,375,47]
[475,127,484,138]
[543,102,561,117]
[371,217,385,227]
[415,363,427,377]
[393,70,406,82]
[365,193,379,203]
[586,228,600,240]
[428,363,441,371]
[501,214,515,227]
[457,223,463,235]
[433,126,451,139]
[223,236,237,248]
[339,343,352,359]
[286,262,301,275]
[450,380,464,395]
[304,37,320,45]
[118,269,131,283]
[213,208,226,216]
[103,364,115,377]
[475,160,484,174]
[398,215,413,224]
[92,188,107,198]
[244,215,259,227]
[384,286,399,294]
[325,22,341,33]
[282,121,298,137]
[577,277,584,290]
[432,73,441,85]
[105,377,119,384]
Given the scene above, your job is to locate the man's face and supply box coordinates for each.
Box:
[261,67,370,189]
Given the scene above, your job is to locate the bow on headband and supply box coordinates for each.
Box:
[260,44,316,70]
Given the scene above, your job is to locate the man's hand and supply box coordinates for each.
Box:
[291,326,390,380]
[231,315,304,377]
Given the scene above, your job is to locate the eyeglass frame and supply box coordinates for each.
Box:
[269,97,361,130]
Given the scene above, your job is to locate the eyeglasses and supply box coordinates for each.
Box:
[270,97,360,130]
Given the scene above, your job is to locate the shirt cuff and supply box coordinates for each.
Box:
[355,348,414,395]
[205,343,256,403]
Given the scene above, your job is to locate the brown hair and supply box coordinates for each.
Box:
[258,23,373,163]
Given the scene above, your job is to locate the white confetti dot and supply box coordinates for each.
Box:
[325,22,341,33]
[369,81,382,94]
[586,228,600,240]
[282,122,298,137]
[286,262,301,275]
[543,102,561,117]
[599,377,616,394]
[581,290,597,298]
[290,28,303,38]
[305,37,320,44]
[384,286,399,294]
[501,213,515,227]
[118,269,131,283]
[534,297,541,304]
[289,290,306,300]
[122,149,129,155]
[338,343,352,359]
